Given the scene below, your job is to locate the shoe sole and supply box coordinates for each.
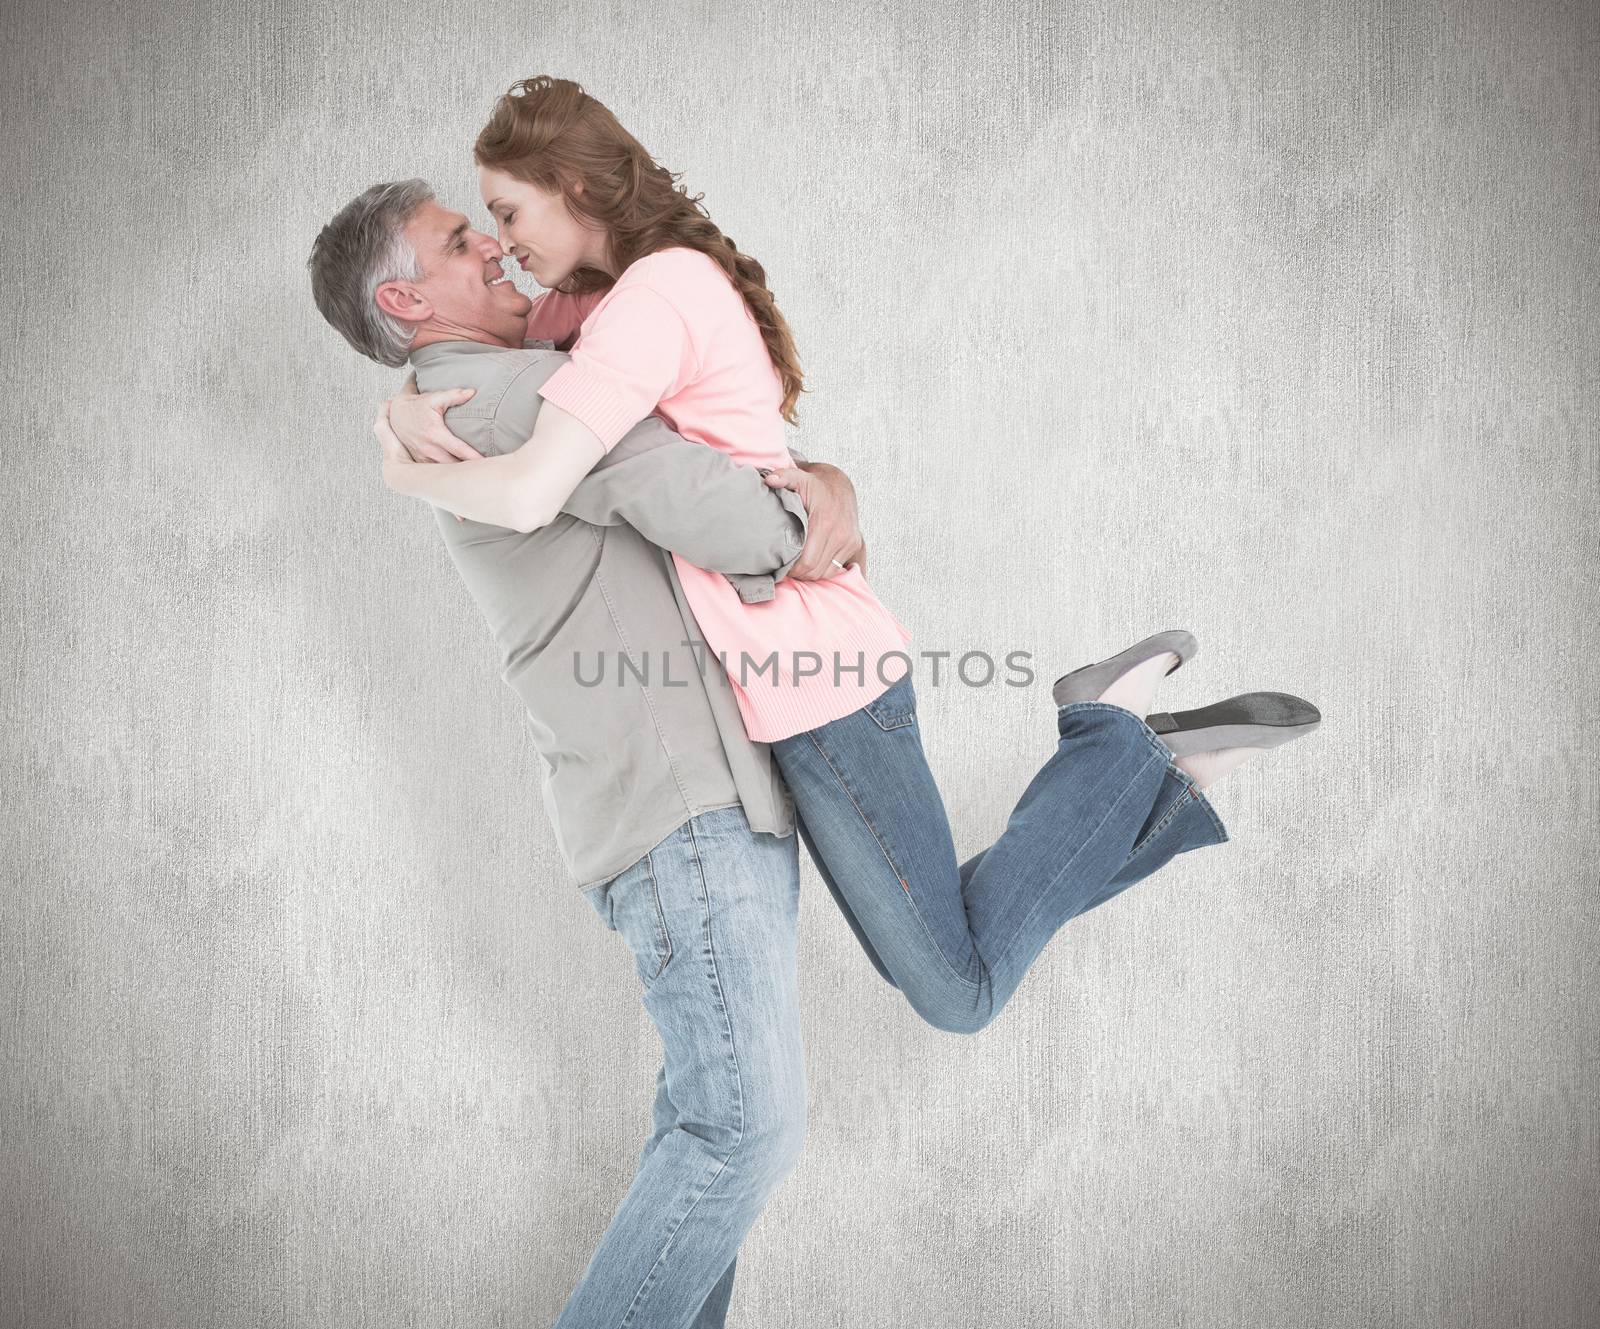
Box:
[1051,629,1198,708]
[1144,692,1321,757]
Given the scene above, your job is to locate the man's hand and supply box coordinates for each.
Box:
[762,461,866,579]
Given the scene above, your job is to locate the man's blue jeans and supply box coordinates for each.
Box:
[562,804,804,1329]
[769,675,1230,1033]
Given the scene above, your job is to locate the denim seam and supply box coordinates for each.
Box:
[1062,703,1229,847]
[1056,699,1174,762]
[1151,755,1229,846]
[572,802,745,894]
[1054,703,1182,868]
[991,746,1168,978]
[848,672,915,730]
[863,681,916,730]
[800,728,983,996]
[1185,774,1229,843]
[640,852,673,985]
[1125,775,1193,864]
[797,731,908,888]
[620,815,748,1326]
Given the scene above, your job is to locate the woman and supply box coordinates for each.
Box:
[377,75,1321,1030]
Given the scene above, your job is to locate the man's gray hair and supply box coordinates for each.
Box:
[307,179,436,367]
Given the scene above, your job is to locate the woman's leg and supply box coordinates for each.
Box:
[769,674,1228,1034]
[957,751,1229,913]
[558,805,806,1329]
[795,811,901,990]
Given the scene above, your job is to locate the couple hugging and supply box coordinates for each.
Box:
[309,73,1318,1329]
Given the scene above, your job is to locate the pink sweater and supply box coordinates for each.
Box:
[527,247,912,742]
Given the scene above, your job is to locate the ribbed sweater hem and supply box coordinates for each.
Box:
[731,620,916,742]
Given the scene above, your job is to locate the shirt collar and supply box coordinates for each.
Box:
[406,338,519,369]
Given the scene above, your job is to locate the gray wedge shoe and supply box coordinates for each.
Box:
[1051,629,1199,708]
[1144,692,1321,757]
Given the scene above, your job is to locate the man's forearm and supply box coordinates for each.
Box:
[559,429,808,574]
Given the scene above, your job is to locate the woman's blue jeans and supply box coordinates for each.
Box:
[564,804,805,1329]
[769,675,1230,1033]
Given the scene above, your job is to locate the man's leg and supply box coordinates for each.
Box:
[559,806,806,1328]
[636,1065,740,1328]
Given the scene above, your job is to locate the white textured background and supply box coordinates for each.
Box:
[4,0,1596,1325]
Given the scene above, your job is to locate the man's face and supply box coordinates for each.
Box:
[381,199,531,343]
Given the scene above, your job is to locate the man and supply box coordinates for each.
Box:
[308,179,864,1327]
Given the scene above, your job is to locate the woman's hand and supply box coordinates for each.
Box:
[380,376,482,463]
[762,462,867,579]
[373,397,471,522]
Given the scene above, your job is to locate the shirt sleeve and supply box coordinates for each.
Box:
[524,287,604,350]
[536,283,700,452]
[559,416,806,579]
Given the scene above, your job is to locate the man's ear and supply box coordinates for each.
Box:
[374,280,430,326]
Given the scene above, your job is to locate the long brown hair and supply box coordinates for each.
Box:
[474,76,807,424]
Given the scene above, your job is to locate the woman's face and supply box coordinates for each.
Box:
[477,164,611,287]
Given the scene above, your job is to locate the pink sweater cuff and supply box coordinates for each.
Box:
[537,361,639,451]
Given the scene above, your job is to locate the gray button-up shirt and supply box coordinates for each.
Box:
[409,337,809,888]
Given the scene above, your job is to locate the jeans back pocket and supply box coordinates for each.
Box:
[862,672,917,731]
